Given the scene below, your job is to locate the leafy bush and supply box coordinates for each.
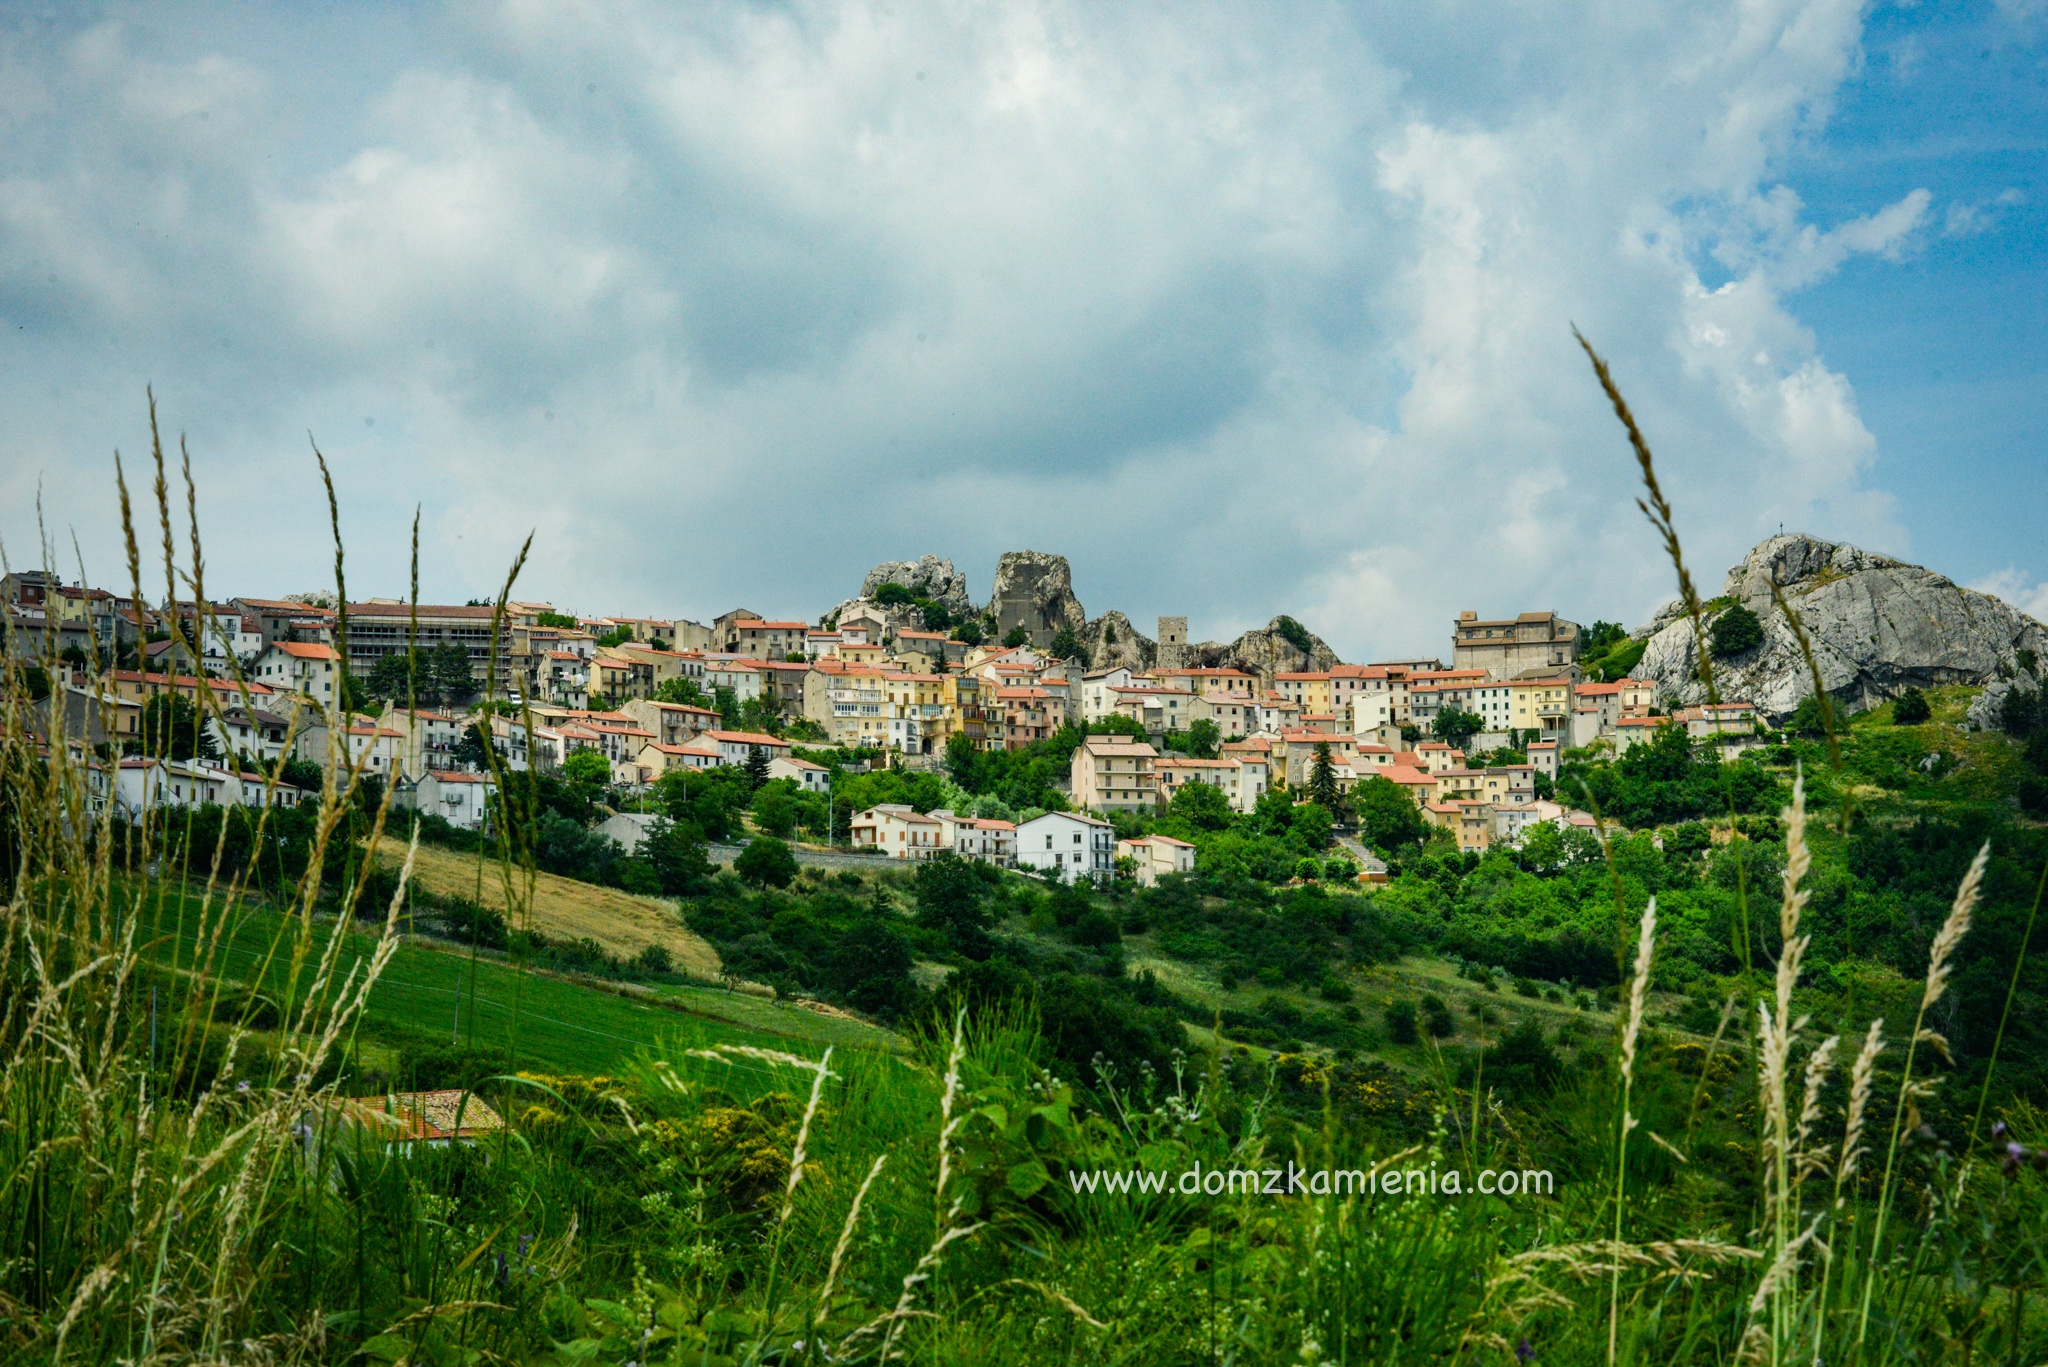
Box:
[1384,999,1419,1044]
[1892,688,1931,725]
[1273,615,1316,654]
[1710,603,1764,658]
[733,836,798,889]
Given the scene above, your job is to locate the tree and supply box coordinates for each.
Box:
[1354,775,1426,853]
[1048,625,1085,663]
[1002,626,1031,649]
[655,677,712,708]
[751,783,798,837]
[535,610,579,629]
[452,721,495,771]
[1892,688,1931,725]
[367,650,423,703]
[874,583,916,607]
[1309,741,1341,810]
[734,835,798,889]
[913,852,992,952]
[136,694,220,762]
[562,749,611,791]
[1168,777,1234,831]
[2000,685,2042,739]
[951,620,984,646]
[743,744,772,789]
[642,817,711,895]
[431,642,477,704]
[1433,708,1485,748]
[715,686,744,731]
[1273,616,1315,654]
[1710,603,1764,659]
[1183,719,1221,759]
[1292,802,1334,850]
[1789,693,1834,735]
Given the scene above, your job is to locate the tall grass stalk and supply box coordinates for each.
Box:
[1854,840,1989,1350]
[1608,893,1657,1365]
[1576,328,1719,704]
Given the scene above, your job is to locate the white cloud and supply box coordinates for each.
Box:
[0,1,1969,658]
[1973,569,2048,623]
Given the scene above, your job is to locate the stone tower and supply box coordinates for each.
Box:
[1157,616,1188,670]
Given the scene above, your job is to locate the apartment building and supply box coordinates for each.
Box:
[343,601,517,693]
[1452,610,1582,680]
[851,804,943,859]
[1070,735,1158,811]
[1118,834,1196,886]
[1017,811,1115,884]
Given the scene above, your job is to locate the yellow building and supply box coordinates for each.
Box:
[1507,677,1574,737]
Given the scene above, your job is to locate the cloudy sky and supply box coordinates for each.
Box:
[2,0,2043,659]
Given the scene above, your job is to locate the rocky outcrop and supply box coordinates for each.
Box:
[987,551,1087,648]
[1189,616,1342,682]
[1634,534,2048,724]
[1084,612,1155,672]
[858,555,974,617]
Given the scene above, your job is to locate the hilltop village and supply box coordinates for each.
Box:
[6,548,1780,883]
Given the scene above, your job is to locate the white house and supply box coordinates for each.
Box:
[208,706,300,767]
[1016,811,1116,884]
[695,729,791,768]
[767,755,831,793]
[1117,834,1196,886]
[1078,666,1135,722]
[88,756,292,817]
[850,804,943,859]
[930,809,1018,866]
[1154,756,1264,814]
[252,641,341,710]
[699,657,766,702]
[397,770,498,831]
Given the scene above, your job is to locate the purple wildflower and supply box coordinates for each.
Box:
[1516,1338,1536,1364]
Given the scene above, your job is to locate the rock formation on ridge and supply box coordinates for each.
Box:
[1633,533,2048,724]
[987,551,1088,649]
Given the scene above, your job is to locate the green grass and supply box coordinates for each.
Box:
[141,885,892,1076]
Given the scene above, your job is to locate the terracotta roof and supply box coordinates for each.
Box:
[271,642,338,660]
[335,1090,505,1141]
[347,602,502,620]
[704,730,789,746]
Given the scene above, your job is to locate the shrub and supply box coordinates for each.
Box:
[1273,615,1316,654]
[1384,999,1420,1044]
[1892,688,1931,725]
[1420,993,1456,1038]
[1710,604,1764,658]
[733,836,798,889]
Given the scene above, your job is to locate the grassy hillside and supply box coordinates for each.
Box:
[373,838,723,977]
[143,884,887,1077]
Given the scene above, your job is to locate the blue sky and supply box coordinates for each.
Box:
[1783,0,2047,608]
[1,0,2043,658]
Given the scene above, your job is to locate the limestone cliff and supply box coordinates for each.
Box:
[1189,616,1342,683]
[858,555,974,617]
[987,551,1088,648]
[1634,534,2048,724]
[1083,612,1156,671]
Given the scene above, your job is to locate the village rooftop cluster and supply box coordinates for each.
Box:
[6,573,1765,884]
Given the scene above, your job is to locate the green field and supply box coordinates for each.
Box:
[140,887,895,1076]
